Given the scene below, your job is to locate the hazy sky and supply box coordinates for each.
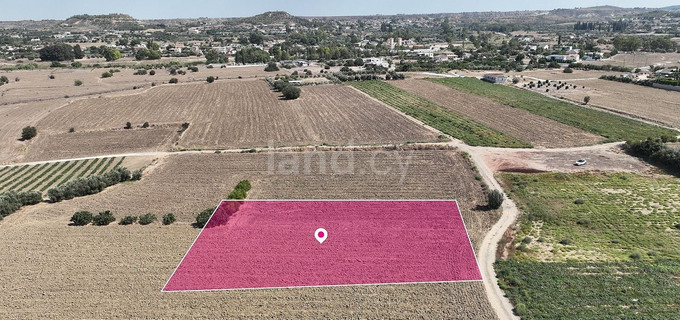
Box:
[1,0,678,21]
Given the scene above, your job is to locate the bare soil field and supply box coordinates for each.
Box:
[0,150,498,319]
[0,65,292,105]
[392,79,602,148]
[554,79,680,128]
[478,144,652,174]
[512,69,619,81]
[35,80,438,150]
[584,52,680,68]
[22,125,180,162]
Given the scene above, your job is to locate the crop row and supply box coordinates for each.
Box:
[0,157,124,193]
[430,78,678,142]
[350,81,532,148]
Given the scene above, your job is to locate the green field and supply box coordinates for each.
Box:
[430,78,678,142]
[496,172,680,319]
[350,81,532,148]
[0,157,125,194]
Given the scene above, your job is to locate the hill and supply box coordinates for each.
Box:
[61,13,143,30]
[239,11,308,25]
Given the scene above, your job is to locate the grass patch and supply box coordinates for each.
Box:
[350,81,531,148]
[431,78,677,142]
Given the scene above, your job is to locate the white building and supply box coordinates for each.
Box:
[482,73,507,83]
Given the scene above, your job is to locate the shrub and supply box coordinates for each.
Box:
[92,210,115,226]
[71,61,82,68]
[574,198,585,204]
[70,211,93,226]
[488,190,504,209]
[273,80,288,91]
[206,76,215,83]
[577,218,591,226]
[559,238,572,245]
[194,207,215,228]
[142,122,150,128]
[101,72,112,78]
[227,188,247,200]
[630,251,642,260]
[149,70,156,76]
[119,215,138,225]
[282,85,301,100]
[74,79,83,86]
[138,213,157,225]
[521,237,532,244]
[235,180,251,192]
[180,122,190,132]
[584,96,591,105]
[21,126,37,140]
[188,66,199,72]
[131,169,143,181]
[674,223,680,229]
[162,213,176,225]
[264,62,280,72]
[124,122,132,129]
[18,191,42,206]
[169,78,178,84]
[134,69,147,75]
[48,74,56,79]
[563,67,573,73]
[0,191,22,217]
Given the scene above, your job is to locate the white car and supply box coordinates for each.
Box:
[574,159,587,166]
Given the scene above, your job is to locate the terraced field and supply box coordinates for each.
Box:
[0,157,125,193]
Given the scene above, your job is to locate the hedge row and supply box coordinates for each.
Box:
[47,167,141,203]
[194,180,251,228]
[625,138,680,172]
[0,190,42,219]
[70,211,176,226]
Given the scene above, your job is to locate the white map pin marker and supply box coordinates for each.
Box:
[315,228,328,244]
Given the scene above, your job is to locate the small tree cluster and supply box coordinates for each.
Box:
[488,190,504,209]
[92,210,116,226]
[264,62,280,72]
[206,76,216,83]
[119,215,138,225]
[0,190,42,218]
[227,180,252,200]
[162,213,176,225]
[169,78,179,84]
[138,213,157,225]
[194,207,215,228]
[21,126,37,141]
[70,211,93,226]
[47,167,136,203]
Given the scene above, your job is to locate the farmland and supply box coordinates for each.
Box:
[556,79,680,128]
[495,172,680,318]
[0,156,125,193]
[32,80,438,153]
[392,79,602,148]
[350,81,532,148]
[431,78,679,142]
[0,150,498,319]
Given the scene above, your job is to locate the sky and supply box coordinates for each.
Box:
[1,0,678,21]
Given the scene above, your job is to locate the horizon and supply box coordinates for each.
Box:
[1,0,678,21]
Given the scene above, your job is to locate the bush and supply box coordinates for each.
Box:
[264,62,280,72]
[574,198,585,204]
[488,190,504,209]
[138,213,157,225]
[227,188,247,200]
[142,122,150,128]
[282,85,301,100]
[0,191,22,217]
[162,213,176,225]
[169,78,178,84]
[74,79,83,86]
[188,66,199,72]
[47,167,133,203]
[630,251,642,260]
[70,211,93,226]
[92,210,115,226]
[119,215,138,225]
[584,96,591,105]
[273,80,288,91]
[134,69,147,75]
[124,122,132,129]
[194,207,215,228]
[235,180,251,192]
[522,237,532,244]
[131,169,143,181]
[71,61,82,68]
[101,72,112,78]
[18,191,42,206]
[563,67,573,73]
[559,238,572,245]
[206,76,215,83]
[21,126,37,140]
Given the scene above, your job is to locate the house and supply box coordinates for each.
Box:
[363,57,383,65]
[482,73,507,83]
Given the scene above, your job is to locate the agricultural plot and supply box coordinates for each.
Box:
[35,80,438,151]
[557,79,680,128]
[431,78,679,142]
[0,100,63,165]
[496,172,680,319]
[350,81,531,148]
[0,150,498,319]
[583,52,680,68]
[392,79,602,148]
[0,157,124,193]
[23,126,180,162]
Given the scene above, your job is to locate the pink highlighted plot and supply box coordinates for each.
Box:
[163,200,482,291]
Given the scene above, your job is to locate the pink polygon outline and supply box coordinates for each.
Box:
[161,199,483,293]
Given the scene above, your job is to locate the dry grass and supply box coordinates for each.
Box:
[0,100,66,164]
[23,125,180,162]
[393,79,602,148]
[584,52,680,68]
[0,150,498,319]
[35,80,438,150]
[556,79,680,128]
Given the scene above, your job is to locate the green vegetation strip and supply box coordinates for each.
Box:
[350,81,531,148]
[76,158,101,178]
[41,160,80,191]
[7,163,50,192]
[87,158,108,176]
[0,165,29,188]
[496,172,680,319]
[1,164,43,191]
[112,157,126,169]
[0,166,11,178]
[59,159,91,186]
[430,78,678,142]
[97,157,117,175]
[18,162,61,192]
[35,161,70,192]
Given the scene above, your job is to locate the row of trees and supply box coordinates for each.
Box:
[70,211,175,226]
[38,44,84,61]
[194,180,252,228]
[47,167,141,203]
[271,79,301,100]
[0,190,42,219]
[625,138,680,172]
